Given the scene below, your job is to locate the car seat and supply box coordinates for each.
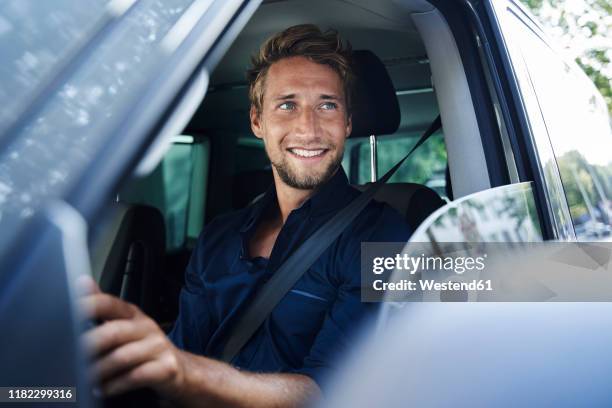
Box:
[350,50,445,231]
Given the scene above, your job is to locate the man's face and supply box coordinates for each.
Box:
[250,56,352,190]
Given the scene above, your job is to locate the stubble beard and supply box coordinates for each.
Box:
[270,148,344,190]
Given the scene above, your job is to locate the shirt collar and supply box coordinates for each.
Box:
[239,184,276,233]
[239,166,354,233]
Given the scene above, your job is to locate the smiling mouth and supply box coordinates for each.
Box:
[287,148,329,158]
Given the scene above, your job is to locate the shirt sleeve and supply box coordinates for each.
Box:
[167,232,214,355]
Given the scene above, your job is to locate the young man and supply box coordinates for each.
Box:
[81,24,411,407]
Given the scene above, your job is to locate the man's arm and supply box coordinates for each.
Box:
[176,352,320,408]
[79,278,320,408]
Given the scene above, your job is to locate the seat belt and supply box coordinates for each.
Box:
[220,115,442,363]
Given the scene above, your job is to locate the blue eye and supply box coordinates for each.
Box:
[321,102,338,110]
[279,102,296,110]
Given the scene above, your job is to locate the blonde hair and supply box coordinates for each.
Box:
[247,24,353,117]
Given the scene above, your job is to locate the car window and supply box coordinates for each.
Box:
[501,8,612,241]
[344,129,448,199]
[119,136,209,250]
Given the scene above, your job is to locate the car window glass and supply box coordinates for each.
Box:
[231,138,273,209]
[0,0,111,130]
[507,13,612,241]
[345,130,448,200]
[235,138,269,173]
[186,139,208,243]
[119,136,209,250]
[492,6,575,240]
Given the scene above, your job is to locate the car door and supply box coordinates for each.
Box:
[0,0,260,403]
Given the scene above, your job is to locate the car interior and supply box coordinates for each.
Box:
[90,0,516,330]
[5,2,612,406]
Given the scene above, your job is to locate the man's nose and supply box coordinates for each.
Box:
[294,107,319,138]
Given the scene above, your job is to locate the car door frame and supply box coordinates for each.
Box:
[472,0,576,241]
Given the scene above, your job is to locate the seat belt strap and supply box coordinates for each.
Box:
[220,115,442,363]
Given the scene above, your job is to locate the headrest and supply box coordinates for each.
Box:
[350,50,400,138]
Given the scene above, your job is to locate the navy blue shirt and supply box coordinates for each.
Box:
[168,168,411,388]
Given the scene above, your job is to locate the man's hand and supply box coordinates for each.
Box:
[77,276,321,407]
[78,276,186,398]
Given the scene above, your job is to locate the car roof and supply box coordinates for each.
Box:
[211,0,427,89]
[188,0,438,134]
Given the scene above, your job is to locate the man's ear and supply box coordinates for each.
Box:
[250,105,264,139]
[345,114,352,139]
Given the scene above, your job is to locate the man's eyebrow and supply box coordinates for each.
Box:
[320,94,341,100]
[273,94,341,100]
[274,94,296,101]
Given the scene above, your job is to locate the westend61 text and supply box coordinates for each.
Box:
[373,279,493,292]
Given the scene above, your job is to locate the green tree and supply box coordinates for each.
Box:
[520,0,612,113]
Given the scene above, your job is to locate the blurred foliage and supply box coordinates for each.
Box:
[556,149,612,223]
[519,0,612,113]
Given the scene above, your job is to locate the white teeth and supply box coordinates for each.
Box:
[290,148,325,158]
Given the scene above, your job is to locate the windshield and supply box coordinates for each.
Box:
[0,0,111,134]
[0,0,199,256]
